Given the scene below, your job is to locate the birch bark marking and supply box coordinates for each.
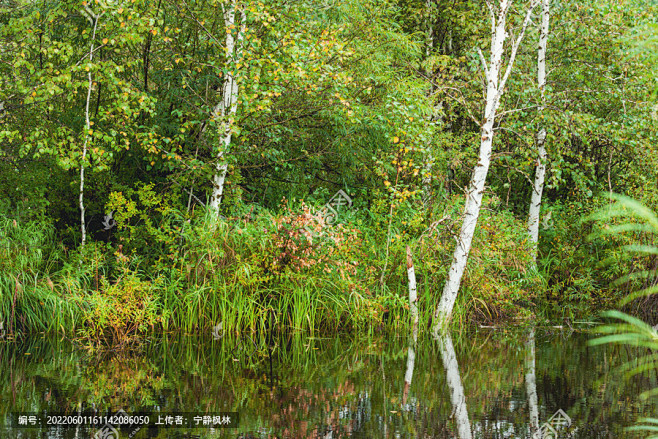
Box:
[527,0,550,261]
[433,0,539,333]
[80,12,103,247]
[208,0,246,217]
[406,245,419,336]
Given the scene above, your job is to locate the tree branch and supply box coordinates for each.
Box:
[498,0,540,94]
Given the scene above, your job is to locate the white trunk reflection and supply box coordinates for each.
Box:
[402,326,418,407]
[403,245,419,406]
[438,333,473,439]
[526,329,540,438]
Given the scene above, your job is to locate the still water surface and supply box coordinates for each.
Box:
[0,328,655,438]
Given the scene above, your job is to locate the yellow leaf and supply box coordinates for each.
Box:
[392,136,399,144]
[384,181,391,187]
[102,38,108,44]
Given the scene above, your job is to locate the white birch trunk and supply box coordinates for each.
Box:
[433,0,539,333]
[438,333,472,439]
[406,245,419,336]
[79,13,102,247]
[208,1,246,217]
[527,0,550,261]
[525,329,540,437]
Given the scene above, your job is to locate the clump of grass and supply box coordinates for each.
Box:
[152,202,387,335]
[0,209,80,335]
[76,258,162,347]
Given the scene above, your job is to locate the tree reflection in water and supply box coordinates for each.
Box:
[437,332,473,439]
[526,329,540,438]
[0,330,652,438]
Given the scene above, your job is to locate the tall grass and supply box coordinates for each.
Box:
[145,205,405,338]
[0,194,548,341]
[0,212,81,335]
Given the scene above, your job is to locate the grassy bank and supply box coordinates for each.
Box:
[0,193,644,345]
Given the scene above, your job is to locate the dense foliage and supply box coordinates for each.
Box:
[0,0,656,340]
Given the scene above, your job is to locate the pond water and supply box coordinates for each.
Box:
[0,328,655,438]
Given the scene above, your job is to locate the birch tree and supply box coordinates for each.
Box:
[79,11,103,247]
[527,0,550,261]
[433,0,539,333]
[208,0,246,217]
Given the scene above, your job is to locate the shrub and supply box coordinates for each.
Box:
[77,253,161,346]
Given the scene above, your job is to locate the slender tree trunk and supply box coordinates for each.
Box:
[433,0,538,333]
[438,333,472,439]
[208,0,246,217]
[406,245,419,336]
[527,0,550,261]
[80,12,102,247]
